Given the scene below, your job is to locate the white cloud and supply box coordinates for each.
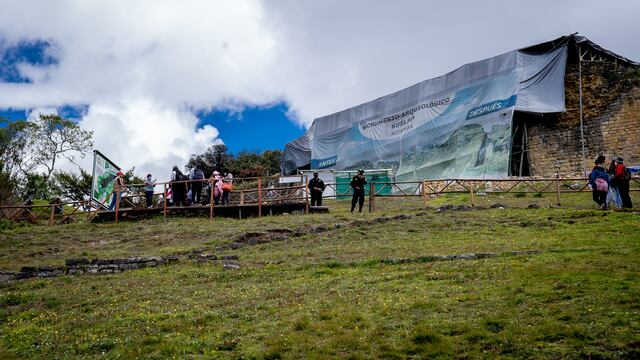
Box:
[0,0,639,179]
[77,98,222,181]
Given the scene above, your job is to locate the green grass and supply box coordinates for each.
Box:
[0,194,639,358]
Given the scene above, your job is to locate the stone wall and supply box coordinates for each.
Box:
[525,62,640,176]
[0,254,240,282]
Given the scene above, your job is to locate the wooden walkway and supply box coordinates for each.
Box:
[94,202,310,221]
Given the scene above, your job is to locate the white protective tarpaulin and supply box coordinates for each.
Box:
[304,45,567,180]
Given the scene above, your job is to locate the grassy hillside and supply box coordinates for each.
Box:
[0,193,639,359]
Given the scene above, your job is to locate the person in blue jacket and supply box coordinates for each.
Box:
[589,155,610,210]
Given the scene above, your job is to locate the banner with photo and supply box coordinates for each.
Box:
[90,150,121,209]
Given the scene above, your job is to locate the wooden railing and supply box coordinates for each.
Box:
[2,175,637,223]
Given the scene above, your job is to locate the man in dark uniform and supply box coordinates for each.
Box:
[308,171,326,206]
[350,170,367,213]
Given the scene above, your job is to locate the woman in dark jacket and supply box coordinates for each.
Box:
[589,155,610,209]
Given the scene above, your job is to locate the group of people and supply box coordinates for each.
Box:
[169,166,234,207]
[308,169,368,213]
[107,166,234,210]
[589,155,633,210]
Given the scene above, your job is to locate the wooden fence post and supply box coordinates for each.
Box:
[421,181,426,206]
[469,181,475,207]
[49,204,55,226]
[115,190,120,223]
[305,175,309,214]
[240,191,245,205]
[163,183,167,223]
[369,182,376,212]
[258,177,262,218]
[209,180,214,220]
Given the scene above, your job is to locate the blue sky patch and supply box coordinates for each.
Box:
[197,102,305,154]
[0,39,57,83]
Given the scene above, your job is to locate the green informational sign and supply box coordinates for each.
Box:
[335,170,392,198]
[91,150,121,209]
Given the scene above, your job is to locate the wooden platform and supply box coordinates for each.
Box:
[94,202,309,221]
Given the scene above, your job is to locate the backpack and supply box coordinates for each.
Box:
[193,169,204,180]
[174,170,187,182]
[595,177,608,192]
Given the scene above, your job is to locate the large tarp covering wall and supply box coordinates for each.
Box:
[301,46,567,180]
[281,134,311,175]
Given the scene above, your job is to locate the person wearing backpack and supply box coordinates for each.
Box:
[613,157,633,209]
[171,166,186,207]
[189,165,205,205]
[221,173,233,205]
[589,155,609,210]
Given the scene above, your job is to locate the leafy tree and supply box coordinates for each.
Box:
[229,151,261,177]
[187,144,233,176]
[23,173,51,200]
[186,146,283,178]
[261,149,283,176]
[51,169,93,202]
[8,114,93,182]
[0,168,16,204]
[0,118,30,181]
[122,167,145,185]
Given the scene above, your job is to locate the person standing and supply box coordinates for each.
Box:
[589,156,609,210]
[189,166,205,205]
[613,157,633,208]
[144,174,156,208]
[109,171,125,210]
[350,170,367,213]
[221,176,233,206]
[207,171,223,205]
[607,159,622,208]
[171,166,186,207]
[308,171,326,206]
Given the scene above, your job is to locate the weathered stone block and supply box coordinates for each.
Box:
[66,258,89,266]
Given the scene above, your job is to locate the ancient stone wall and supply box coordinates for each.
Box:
[525,62,640,176]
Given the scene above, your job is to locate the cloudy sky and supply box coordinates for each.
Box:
[0,0,638,179]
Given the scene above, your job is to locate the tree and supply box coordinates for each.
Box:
[0,118,29,203]
[51,169,93,202]
[186,146,283,179]
[187,144,233,176]
[11,114,93,182]
[0,119,29,180]
[23,173,51,200]
[229,151,262,178]
[261,149,283,176]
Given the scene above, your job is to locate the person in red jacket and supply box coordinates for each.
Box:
[613,157,633,208]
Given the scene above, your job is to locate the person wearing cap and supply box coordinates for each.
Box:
[144,174,156,208]
[109,171,125,210]
[350,170,368,213]
[209,171,223,205]
[613,157,633,208]
[308,171,326,206]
